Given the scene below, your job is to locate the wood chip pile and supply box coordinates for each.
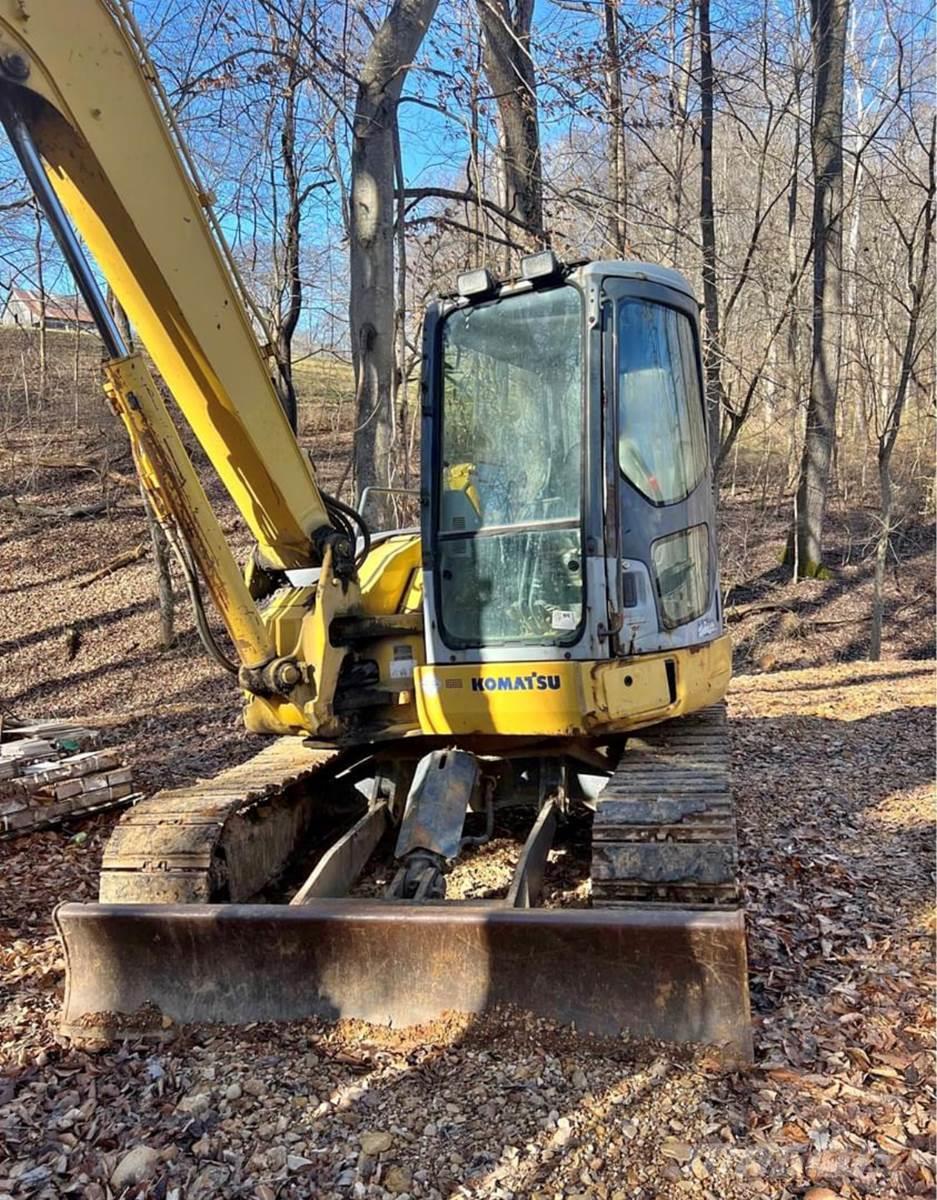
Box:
[0,718,138,837]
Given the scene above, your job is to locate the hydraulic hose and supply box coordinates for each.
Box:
[161,522,239,676]
[323,491,372,567]
[307,443,371,568]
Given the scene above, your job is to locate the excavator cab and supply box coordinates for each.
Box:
[414,255,730,739]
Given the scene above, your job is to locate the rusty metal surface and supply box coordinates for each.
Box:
[55,901,752,1060]
[291,804,388,903]
[394,749,481,862]
[506,799,558,908]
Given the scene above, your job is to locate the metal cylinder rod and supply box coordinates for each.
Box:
[0,91,127,359]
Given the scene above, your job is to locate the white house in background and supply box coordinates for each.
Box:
[0,286,97,333]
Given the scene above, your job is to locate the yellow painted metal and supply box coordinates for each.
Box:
[243,539,427,737]
[0,0,330,569]
[597,657,673,721]
[416,660,596,737]
[414,636,732,738]
[369,635,424,691]
[442,463,482,515]
[357,535,422,616]
[243,535,426,737]
[244,549,361,737]
[402,567,424,613]
[103,354,273,667]
[592,633,732,729]
[261,586,318,660]
[297,549,358,738]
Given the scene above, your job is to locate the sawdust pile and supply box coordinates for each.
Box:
[0,660,933,1199]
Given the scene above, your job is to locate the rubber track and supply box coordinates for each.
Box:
[99,739,337,903]
[590,703,739,908]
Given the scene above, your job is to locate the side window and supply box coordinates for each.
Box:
[617,301,708,504]
[651,524,711,629]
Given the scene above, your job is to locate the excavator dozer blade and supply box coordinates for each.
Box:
[55,901,752,1061]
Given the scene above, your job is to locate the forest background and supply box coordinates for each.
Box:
[0,0,933,662]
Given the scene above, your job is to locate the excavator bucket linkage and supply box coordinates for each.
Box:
[55,901,751,1060]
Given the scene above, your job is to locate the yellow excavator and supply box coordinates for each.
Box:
[1,1,750,1057]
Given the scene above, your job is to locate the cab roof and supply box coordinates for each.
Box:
[575,259,697,301]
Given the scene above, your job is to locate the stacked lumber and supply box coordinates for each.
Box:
[0,718,140,837]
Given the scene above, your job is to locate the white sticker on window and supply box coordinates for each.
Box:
[551,609,576,631]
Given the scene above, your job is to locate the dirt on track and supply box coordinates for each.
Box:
[0,660,933,1200]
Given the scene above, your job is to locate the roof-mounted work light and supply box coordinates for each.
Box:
[520,249,562,282]
[456,267,497,298]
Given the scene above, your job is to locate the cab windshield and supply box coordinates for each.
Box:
[436,285,583,647]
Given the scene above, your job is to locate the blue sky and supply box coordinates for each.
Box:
[1,0,931,324]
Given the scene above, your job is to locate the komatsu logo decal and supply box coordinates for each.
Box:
[471,673,561,693]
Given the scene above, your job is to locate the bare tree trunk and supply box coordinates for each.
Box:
[393,116,410,496]
[783,5,806,471]
[265,6,310,434]
[106,285,133,350]
[476,0,544,249]
[350,0,440,526]
[468,46,485,263]
[869,456,890,660]
[72,323,80,428]
[667,0,696,268]
[870,114,935,658]
[789,0,849,578]
[698,0,725,473]
[604,0,627,256]
[33,200,46,402]
[842,37,866,459]
[272,82,301,433]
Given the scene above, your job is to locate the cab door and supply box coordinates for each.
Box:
[601,274,721,657]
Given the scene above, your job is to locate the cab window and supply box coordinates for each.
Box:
[651,524,711,629]
[617,301,708,504]
[436,284,584,646]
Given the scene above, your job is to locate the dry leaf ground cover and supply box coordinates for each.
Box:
[1,659,933,1196]
[0,408,935,1197]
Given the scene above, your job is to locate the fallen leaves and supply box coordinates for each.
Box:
[659,1137,694,1163]
[0,651,933,1198]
